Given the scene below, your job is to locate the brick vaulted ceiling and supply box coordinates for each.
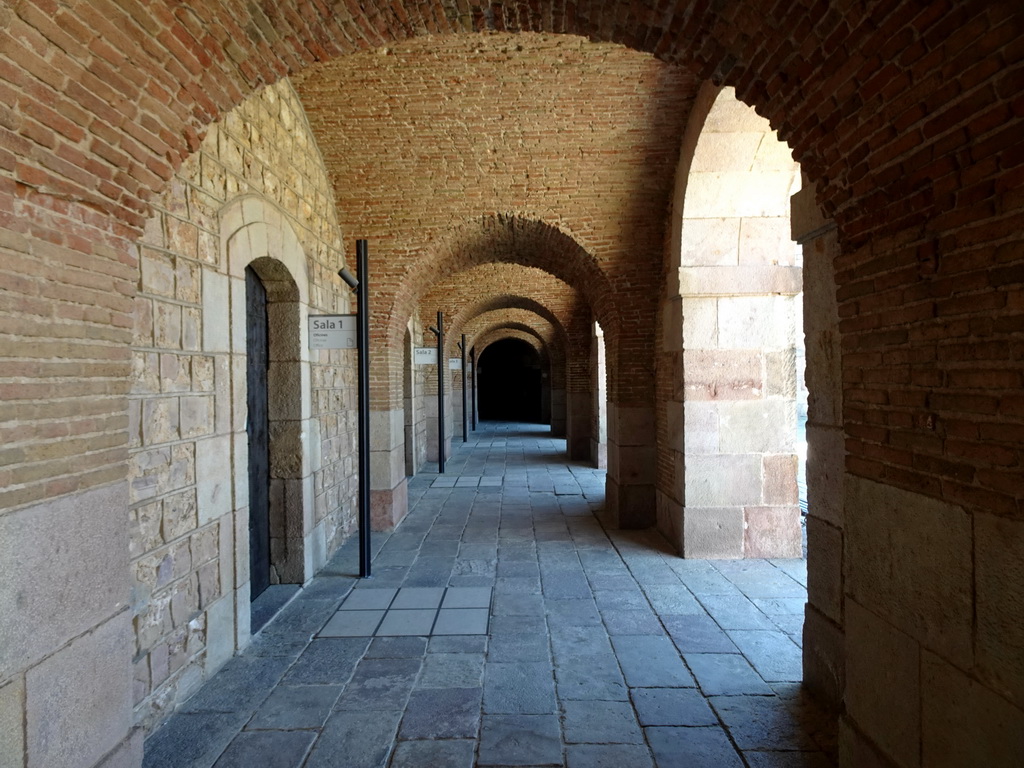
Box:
[292,33,698,341]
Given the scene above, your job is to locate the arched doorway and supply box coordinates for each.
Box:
[478,338,544,423]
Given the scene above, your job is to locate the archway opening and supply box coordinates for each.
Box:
[478,338,544,423]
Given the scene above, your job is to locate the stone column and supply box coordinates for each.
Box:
[370,408,408,530]
[679,261,802,558]
[791,182,845,711]
[605,404,657,528]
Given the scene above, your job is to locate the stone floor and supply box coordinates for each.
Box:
[143,422,837,768]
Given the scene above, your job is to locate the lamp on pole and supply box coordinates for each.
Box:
[429,311,445,473]
[337,240,371,578]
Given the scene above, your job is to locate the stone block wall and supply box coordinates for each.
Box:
[659,86,803,558]
[127,80,357,732]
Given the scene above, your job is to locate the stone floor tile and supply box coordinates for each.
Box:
[339,588,397,610]
[427,635,488,654]
[305,710,402,768]
[364,636,428,658]
[561,699,644,744]
[630,687,718,727]
[727,629,803,682]
[710,695,821,751]
[696,594,777,630]
[550,624,614,659]
[398,687,482,739]
[478,714,563,766]
[417,652,486,688]
[443,586,493,608]
[488,632,551,662]
[743,750,836,768]
[282,638,369,685]
[434,608,489,634]
[493,592,545,616]
[246,684,341,730]
[142,711,249,768]
[490,614,545,635]
[662,613,738,654]
[667,563,740,595]
[484,661,558,714]
[335,658,421,711]
[684,653,774,696]
[389,739,476,768]
[554,654,629,701]
[600,608,665,635]
[592,589,649,611]
[645,725,745,768]
[642,585,705,614]
[392,587,445,609]
[212,730,315,768]
[377,609,438,636]
[751,597,807,615]
[612,636,694,688]
[319,609,384,637]
[179,655,292,714]
[545,598,602,628]
[566,744,655,768]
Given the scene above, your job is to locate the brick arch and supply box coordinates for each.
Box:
[450,296,567,351]
[464,311,562,365]
[475,325,549,357]
[5,1,1017,246]
[390,214,615,349]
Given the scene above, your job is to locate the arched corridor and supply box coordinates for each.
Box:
[144,423,832,768]
[1,4,1022,768]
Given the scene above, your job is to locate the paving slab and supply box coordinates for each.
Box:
[478,714,563,766]
[630,687,718,727]
[246,684,341,730]
[390,739,476,768]
[684,653,774,696]
[212,731,315,768]
[645,725,746,768]
[562,699,644,744]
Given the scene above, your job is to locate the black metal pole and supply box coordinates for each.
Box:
[355,241,371,578]
[470,348,477,430]
[436,310,445,473]
[460,334,468,442]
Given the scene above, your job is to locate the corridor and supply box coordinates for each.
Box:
[142,424,836,768]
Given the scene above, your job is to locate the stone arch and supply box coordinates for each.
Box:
[659,87,804,559]
[221,195,315,624]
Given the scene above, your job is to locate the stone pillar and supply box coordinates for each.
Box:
[565,390,592,461]
[370,408,408,531]
[605,404,657,528]
[549,386,566,437]
[679,262,802,558]
[656,293,684,547]
[792,182,845,712]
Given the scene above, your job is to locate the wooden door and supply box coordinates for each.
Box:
[246,267,271,600]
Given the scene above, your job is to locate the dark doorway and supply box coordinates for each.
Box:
[478,338,543,423]
[246,266,271,601]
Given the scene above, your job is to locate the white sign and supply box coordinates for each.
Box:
[308,315,357,350]
[414,347,438,365]
[449,358,462,370]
